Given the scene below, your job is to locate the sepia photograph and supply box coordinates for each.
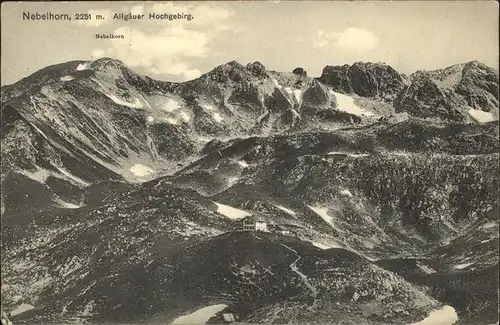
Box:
[1,1,499,325]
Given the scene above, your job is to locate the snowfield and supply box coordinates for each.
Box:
[17,167,51,183]
[201,104,214,111]
[214,202,251,219]
[327,151,370,158]
[10,304,34,317]
[330,90,375,117]
[76,63,89,71]
[273,204,297,216]
[237,160,249,168]
[340,189,354,198]
[59,75,74,82]
[308,205,346,235]
[165,117,178,125]
[129,164,155,177]
[172,304,227,325]
[308,205,334,226]
[454,262,474,270]
[29,121,50,141]
[311,241,340,250]
[293,89,302,102]
[213,112,224,123]
[106,94,144,109]
[54,198,82,209]
[468,109,495,123]
[56,166,90,186]
[163,98,180,112]
[409,305,458,325]
[272,78,282,89]
[17,165,90,188]
[416,262,437,274]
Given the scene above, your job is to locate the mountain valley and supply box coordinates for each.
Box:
[1,57,498,325]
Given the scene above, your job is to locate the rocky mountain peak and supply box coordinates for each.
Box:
[293,67,308,77]
[317,61,405,100]
[464,60,495,70]
[457,61,499,109]
[396,61,499,121]
[245,61,267,78]
[204,60,253,84]
[89,57,128,72]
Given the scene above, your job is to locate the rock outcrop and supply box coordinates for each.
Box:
[293,67,307,77]
[456,61,499,110]
[395,62,499,121]
[246,61,267,78]
[318,62,405,100]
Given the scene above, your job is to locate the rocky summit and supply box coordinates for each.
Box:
[318,62,407,100]
[1,57,498,325]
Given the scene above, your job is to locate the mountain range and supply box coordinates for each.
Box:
[1,57,498,325]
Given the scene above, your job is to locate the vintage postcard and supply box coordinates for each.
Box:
[1,1,498,325]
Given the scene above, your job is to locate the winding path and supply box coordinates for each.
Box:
[279,243,318,304]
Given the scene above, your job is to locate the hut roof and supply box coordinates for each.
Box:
[241,215,266,222]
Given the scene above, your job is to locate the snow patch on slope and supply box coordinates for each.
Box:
[213,112,224,123]
[272,78,282,89]
[172,304,227,325]
[17,166,90,188]
[409,305,458,325]
[29,122,50,141]
[237,160,249,168]
[201,104,214,111]
[308,204,346,235]
[454,262,473,270]
[416,262,436,274]
[17,168,51,183]
[311,241,340,250]
[165,117,178,125]
[308,205,334,226]
[214,202,251,219]
[468,109,495,123]
[60,75,74,82]
[330,90,374,117]
[328,151,370,158]
[480,222,497,230]
[340,189,353,198]
[129,164,154,177]
[76,63,89,71]
[163,99,180,112]
[293,89,302,102]
[106,94,143,109]
[291,108,301,119]
[273,204,296,216]
[55,166,90,186]
[10,304,34,317]
[54,198,83,209]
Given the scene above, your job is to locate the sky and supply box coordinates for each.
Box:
[1,1,499,85]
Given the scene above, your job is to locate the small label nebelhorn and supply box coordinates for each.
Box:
[23,12,71,20]
[95,33,125,40]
